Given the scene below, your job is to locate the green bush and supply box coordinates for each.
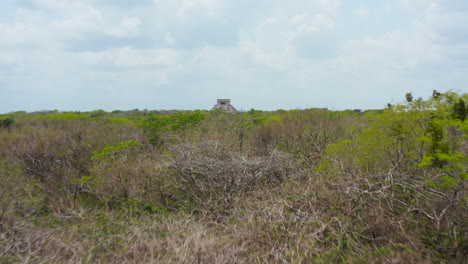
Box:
[0,118,14,128]
[142,110,206,146]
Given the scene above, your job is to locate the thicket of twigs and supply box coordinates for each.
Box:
[0,91,467,263]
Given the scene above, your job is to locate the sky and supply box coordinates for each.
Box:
[1,0,467,113]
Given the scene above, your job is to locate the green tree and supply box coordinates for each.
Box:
[405,92,413,103]
[451,98,466,121]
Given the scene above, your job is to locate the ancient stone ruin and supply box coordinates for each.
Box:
[212,99,237,113]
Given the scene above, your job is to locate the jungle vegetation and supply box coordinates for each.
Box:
[0,91,466,263]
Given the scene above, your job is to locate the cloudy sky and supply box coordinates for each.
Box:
[1,0,467,113]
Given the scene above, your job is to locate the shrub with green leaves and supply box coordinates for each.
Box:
[91,140,142,160]
[317,91,467,261]
[142,110,206,146]
[0,118,14,128]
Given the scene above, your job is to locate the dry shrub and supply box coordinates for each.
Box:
[7,124,89,183]
[88,146,178,210]
[1,92,466,263]
[188,112,250,151]
[3,119,146,213]
[4,124,92,212]
[0,160,24,232]
[251,109,356,166]
[0,214,247,264]
[312,105,468,262]
[206,178,434,264]
[250,121,281,155]
[317,142,467,262]
[169,141,299,215]
[0,223,80,263]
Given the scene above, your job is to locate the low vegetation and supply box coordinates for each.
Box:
[0,91,466,263]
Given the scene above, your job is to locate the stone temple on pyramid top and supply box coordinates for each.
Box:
[212,99,237,113]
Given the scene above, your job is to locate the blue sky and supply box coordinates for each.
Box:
[0,0,467,112]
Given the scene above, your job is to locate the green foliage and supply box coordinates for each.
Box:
[36,112,90,120]
[451,98,466,121]
[419,119,467,188]
[248,108,263,115]
[107,117,130,123]
[422,230,467,262]
[142,110,205,145]
[251,115,280,125]
[405,92,413,102]
[317,91,467,263]
[72,175,96,186]
[0,117,14,128]
[91,141,142,160]
[320,91,467,184]
[119,199,169,216]
[89,109,107,118]
[319,105,428,178]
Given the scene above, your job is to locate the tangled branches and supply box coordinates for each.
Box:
[169,141,298,214]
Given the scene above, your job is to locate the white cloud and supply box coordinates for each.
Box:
[0,52,19,70]
[176,0,220,17]
[342,30,436,73]
[22,0,90,12]
[79,47,180,68]
[1,0,467,112]
[399,0,430,10]
[108,16,142,37]
[49,8,104,38]
[293,13,335,33]
[354,6,369,18]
